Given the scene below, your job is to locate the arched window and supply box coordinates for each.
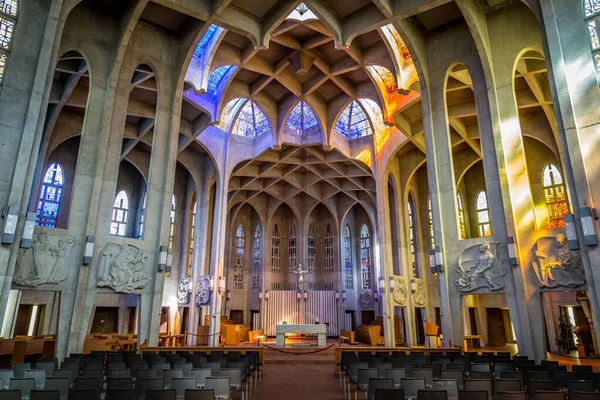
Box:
[543,164,568,228]
[288,223,297,271]
[476,191,492,237]
[187,198,197,277]
[271,224,280,274]
[169,195,176,249]
[0,0,18,85]
[208,65,235,93]
[428,196,435,249]
[584,0,600,74]
[408,194,420,278]
[252,225,261,289]
[307,224,316,274]
[192,24,218,60]
[335,100,373,139]
[343,224,353,289]
[233,224,245,289]
[111,190,129,236]
[369,65,398,93]
[220,98,244,130]
[137,192,147,239]
[231,100,270,138]
[360,225,372,290]
[324,224,333,274]
[457,192,467,240]
[35,163,64,228]
[285,101,319,134]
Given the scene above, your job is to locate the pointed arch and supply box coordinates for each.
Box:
[476,191,492,237]
[252,224,261,289]
[407,193,420,278]
[231,100,271,138]
[360,224,372,290]
[285,101,320,134]
[288,223,297,271]
[233,223,245,289]
[335,100,373,139]
[271,223,281,274]
[343,224,353,290]
[307,224,316,274]
[324,223,334,274]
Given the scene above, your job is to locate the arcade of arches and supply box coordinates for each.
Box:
[0,0,599,364]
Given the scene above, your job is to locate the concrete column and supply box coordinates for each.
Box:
[1,290,21,338]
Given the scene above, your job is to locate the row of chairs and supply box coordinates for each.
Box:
[0,388,216,400]
[368,389,600,400]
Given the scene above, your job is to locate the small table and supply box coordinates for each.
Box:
[462,335,485,351]
[275,324,327,347]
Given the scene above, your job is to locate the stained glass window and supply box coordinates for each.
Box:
[288,224,297,274]
[188,197,197,277]
[0,52,6,83]
[476,191,492,237]
[271,224,280,274]
[169,195,176,249]
[233,224,245,289]
[296,2,309,15]
[111,191,129,236]
[324,224,334,274]
[585,0,600,74]
[307,224,316,275]
[457,192,467,240]
[252,225,261,289]
[371,65,398,93]
[285,101,319,134]
[428,196,435,249]
[360,225,371,290]
[0,17,13,50]
[0,0,16,86]
[231,100,270,138]
[137,192,147,239]
[208,65,234,93]
[220,98,244,130]
[543,164,568,228]
[192,24,218,60]
[35,163,64,228]
[335,100,373,139]
[408,194,421,278]
[382,24,411,59]
[344,224,353,289]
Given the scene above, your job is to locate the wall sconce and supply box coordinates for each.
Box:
[82,235,95,265]
[342,290,347,301]
[209,276,215,291]
[388,276,395,293]
[157,245,167,272]
[564,213,580,250]
[303,291,308,299]
[335,291,340,301]
[165,249,173,274]
[434,246,444,273]
[20,212,35,249]
[411,280,417,293]
[507,236,518,266]
[1,205,18,244]
[580,207,598,246]
[378,276,385,293]
[265,290,269,300]
[297,291,301,301]
[373,291,379,301]
[218,276,225,295]
[429,249,436,274]
[259,291,263,300]
[226,290,231,301]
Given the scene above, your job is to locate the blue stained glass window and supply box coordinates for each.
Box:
[208,65,234,93]
[192,24,218,60]
[285,101,319,133]
[220,98,244,130]
[35,163,64,228]
[232,100,270,138]
[335,100,373,139]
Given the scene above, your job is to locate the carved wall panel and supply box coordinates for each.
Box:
[412,278,426,306]
[359,290,375,309]
[455,242,505,292]
[392,275,408,305]
[14,233,75,287]
[178,278,192,305]
[196,276,211,306]
[97,243,148,293]
[531,234,585,288]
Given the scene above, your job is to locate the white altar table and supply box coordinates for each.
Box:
[275,324,327,347]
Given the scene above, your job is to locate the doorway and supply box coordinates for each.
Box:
[230,310,243,325]
[361,310,375,325]
[160,307,169,334]
[11,290,59,338]
[91,307,118,334]
[415,308,425,345]
[486,308,507,346]
[469,308,479,334]
[394,306,406,346]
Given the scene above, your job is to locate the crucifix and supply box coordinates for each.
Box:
[291,262,310,292]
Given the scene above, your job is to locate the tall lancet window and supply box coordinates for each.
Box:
[343,225,353,289]
[169,195,176,249]
[457,192,467,240]
[408,194,421,278]
[0,0,18,85]
[289,224,297,271]
[428,196,435,249]
[233,224,244,289]
[36,163,64,228]
[271,224,280,274]
[324,224,333,274]
[111,191,129,236]
[137,192,147,239]
[585,0,600,74]
[543,164,568,228]
[308,224,316,274]
[188,198,197,277]
[252,225,261,289]
[360,224,372,290]
[476,191,492,237]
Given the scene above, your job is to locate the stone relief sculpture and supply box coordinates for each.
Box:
[392,276,408,305]
[14,233,75,287]
[532,234,585,288]
[98,243,148,293]
[413,279,426,306]
[196,276,211,306]
[359,290,375,309]
[178,278,192,305]
[455,242,505,292]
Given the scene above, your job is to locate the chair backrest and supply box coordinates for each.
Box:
[137,369,158,380]
[494,364,515,376]
[442,370,465,390]
[107,377,133,390]
[471,364,491,373]
[190,369,211,387]
[105,388,136,400]
[376,363,393,378]
[392,362,416,375]
[423,364,443,379]
[527,380,557,399]
[496,391,526,400]
[36,362,56,378]
[374,388,404,400]
[571,392,600,400]
[14,363,32,378]
[535,390,566,400]
[204,377,229,399]
[569,381,595,395]
[171,378,197,397]
[108,370,131,379]
[162,369,184,388]
[458,390,488,400]
[0,390,22,400]
[45,378,70,398]
[495,379,522,393]
[201,363,221,378]
[145,389,176,400]
[220,369,242,389]
[74,377,101,392]
[401,377,426,398]
[348,362,369,381]
[367,378,394,400]
[178,364,193,378]
[413,369,434,387]
[31,390,60,400]
[417,390,448,400]
[9,378,35,396]
[384,369,405,385]
[52,370,75,386]
[357,369,379,390]
[82,369,103,380]
[0,370,14,388]
[432,379,459,400]
[465,379,492,400]
[527,371,551,381]
[183,389,214,400]
[67,388,98,400]
[25,369,46,388]
[470,372,493,380]
[137,378,164,400]
[501,372,523,387]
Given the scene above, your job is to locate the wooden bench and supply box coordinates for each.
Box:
[462,334,485,352]
[339,330,358,345]
[248,329,265,346]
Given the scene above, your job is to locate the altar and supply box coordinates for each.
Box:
[276,324,327,347]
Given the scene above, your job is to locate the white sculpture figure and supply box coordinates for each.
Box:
[532,234,585,288]
[14,233,75,287]
[291,262,310,291]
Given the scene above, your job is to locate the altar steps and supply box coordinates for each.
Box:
[263,339,337,364]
